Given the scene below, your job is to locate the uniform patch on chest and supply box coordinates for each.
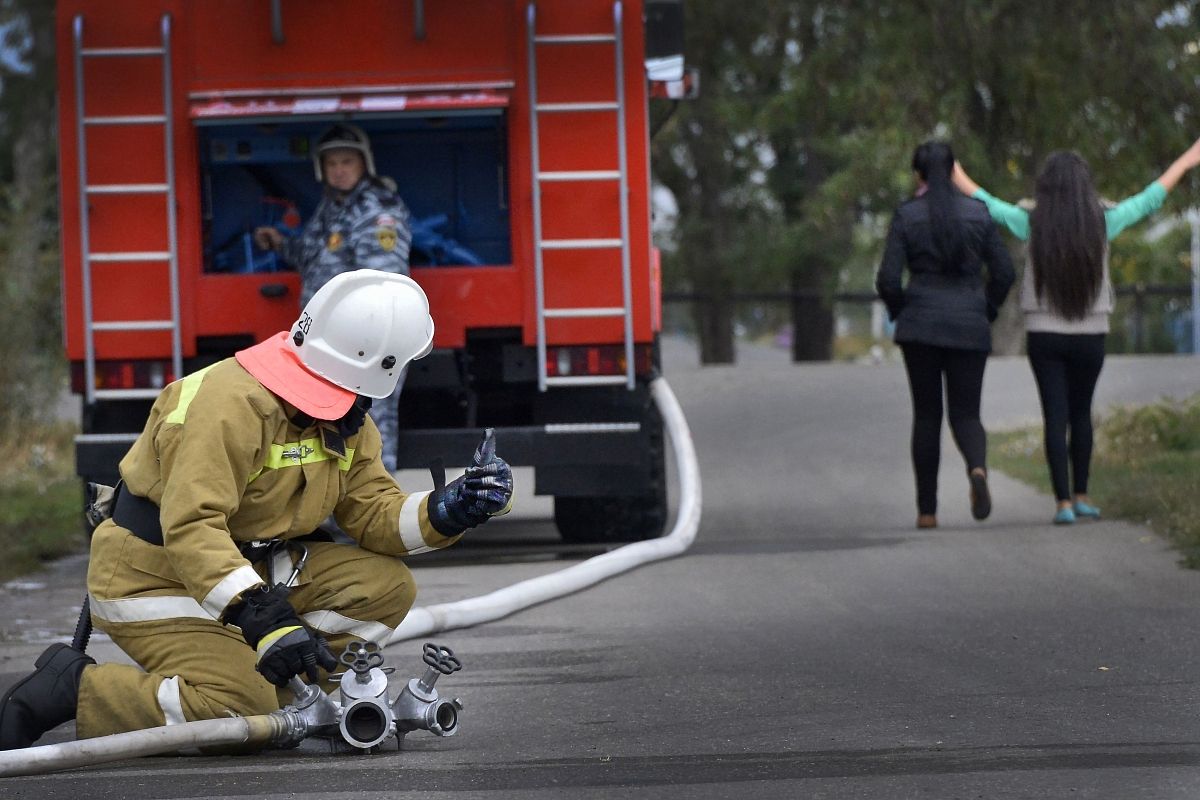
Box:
[327,231,344,251]
[320,426,347,459]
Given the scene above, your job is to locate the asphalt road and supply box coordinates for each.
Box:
[2,339,1200,798]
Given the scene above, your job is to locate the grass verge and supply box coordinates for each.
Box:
[991,394,1200,567]
[0,423,86,583]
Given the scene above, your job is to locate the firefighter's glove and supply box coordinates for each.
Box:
[224,584,337,687]
[255,627,338,688]
[84,482,117,532]
[428,428,514,535]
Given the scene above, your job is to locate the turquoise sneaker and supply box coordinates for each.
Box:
[1053,506,1076,525]
[1073,501,1101,520]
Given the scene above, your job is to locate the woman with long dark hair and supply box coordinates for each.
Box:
[876,141,1016,529]
[954,139,1200,523]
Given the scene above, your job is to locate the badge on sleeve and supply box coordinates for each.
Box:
[327,231,343,252]
[376,227,398,252]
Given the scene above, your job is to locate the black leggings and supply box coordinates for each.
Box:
[1026,332,1106,502]
[900,342,989,516]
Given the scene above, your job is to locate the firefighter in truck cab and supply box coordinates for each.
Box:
[254,123,413,472]
[0,269,514,751]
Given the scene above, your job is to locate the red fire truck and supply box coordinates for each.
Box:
[56,1,689,542]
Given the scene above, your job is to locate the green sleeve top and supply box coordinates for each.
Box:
[972,181,1168,241]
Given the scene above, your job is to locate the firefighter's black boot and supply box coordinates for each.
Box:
[0,643,94,750]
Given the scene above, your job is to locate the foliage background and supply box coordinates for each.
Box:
[651,1,1200,362]
[0,3,58,439]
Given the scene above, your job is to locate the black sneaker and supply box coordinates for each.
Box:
[0,644,95,750]
[969,469,991,521]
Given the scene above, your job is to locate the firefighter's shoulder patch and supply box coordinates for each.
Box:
[376,226,398,252]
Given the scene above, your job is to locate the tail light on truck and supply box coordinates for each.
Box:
[545,344,655,379]
[70,360,176,394]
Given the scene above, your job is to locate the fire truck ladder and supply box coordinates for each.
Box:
[72,14,183,405]
[527,1,636,392]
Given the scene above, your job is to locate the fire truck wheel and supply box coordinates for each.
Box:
[553,491,667,544]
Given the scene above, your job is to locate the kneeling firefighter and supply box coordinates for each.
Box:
[0,269,513,750]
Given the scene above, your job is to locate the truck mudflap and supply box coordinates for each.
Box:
[401,398,669,543]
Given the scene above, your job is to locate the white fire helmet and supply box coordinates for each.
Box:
[312,123,376,183]
[291,269,434,400]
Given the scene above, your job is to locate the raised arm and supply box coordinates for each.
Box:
[1152,136,1200,193]
[1105,137,1200,238]
[951,161,981,197]
[953,161,1030,240]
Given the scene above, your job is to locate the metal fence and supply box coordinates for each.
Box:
[663,284,1197,359]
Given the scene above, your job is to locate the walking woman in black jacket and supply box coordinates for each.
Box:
[876,141,1016,529]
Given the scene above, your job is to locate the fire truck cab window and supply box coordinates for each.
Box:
[197,114,510,274]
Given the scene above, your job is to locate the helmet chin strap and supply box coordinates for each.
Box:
[336,395,374,438]
[287,408,315,430]
[287,395,375,460]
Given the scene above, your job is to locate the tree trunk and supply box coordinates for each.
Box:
[692,292,736,364]
[687,146,738,365]
[0,5,60,435]
[791,296,833,362]
[789,267,833,362]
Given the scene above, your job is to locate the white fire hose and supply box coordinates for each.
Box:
[0,715,294,778]
[0,376,701,777]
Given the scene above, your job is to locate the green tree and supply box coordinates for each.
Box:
[652,1,1200,363]
[0,1,59,436]
[650,0,774,363]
